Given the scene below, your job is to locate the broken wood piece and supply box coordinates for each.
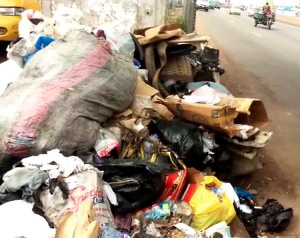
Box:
[55,199,100,238]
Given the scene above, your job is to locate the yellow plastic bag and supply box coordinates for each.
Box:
[187,176,236,231]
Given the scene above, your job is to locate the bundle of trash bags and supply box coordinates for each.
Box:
[0,30,137,162]
[0,5,294,238]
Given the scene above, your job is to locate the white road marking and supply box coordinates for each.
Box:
[252,32,263,38]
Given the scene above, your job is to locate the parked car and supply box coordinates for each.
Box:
[248,7,260,17]
[196,0,210,12]
[225,3,232,9]
[240,5,247,11]
[220,3,226,8]
[0,0,41,41]
[215,3,221,9]
[229,7,241,15]
[209,1,219,10]
[248,8,255,17]
[276,7,300,17]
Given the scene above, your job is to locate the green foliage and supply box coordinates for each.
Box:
[175,15,187,32]
[166,8,187,32]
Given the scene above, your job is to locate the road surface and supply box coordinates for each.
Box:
[196,9,300,235]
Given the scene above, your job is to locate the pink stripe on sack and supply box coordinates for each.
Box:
[6,42,111,156]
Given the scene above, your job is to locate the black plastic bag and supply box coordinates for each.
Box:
[149,119,207,169]
[163,80,189,95]
[256,199,293,232]
[234,198,259,238]
[166,44,197,57]
[94,159,165,214]
[235,198,293,238]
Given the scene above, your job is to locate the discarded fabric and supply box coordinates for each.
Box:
[21,149,95,179]
[0,167,48,199]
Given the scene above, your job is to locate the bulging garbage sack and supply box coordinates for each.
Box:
[149,119,215,170]
[94,159,166,214]
[183,176,236,231]
[0,30,137,162]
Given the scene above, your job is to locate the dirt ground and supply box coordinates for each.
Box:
[276,15,300,27]
[195,14,300,238]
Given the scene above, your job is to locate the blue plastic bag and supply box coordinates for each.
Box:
[234,187,255,201]
[25,36,55,64]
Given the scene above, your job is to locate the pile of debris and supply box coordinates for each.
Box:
[0,6,293,238]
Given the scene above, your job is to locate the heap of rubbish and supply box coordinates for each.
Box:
[0,6,293,238]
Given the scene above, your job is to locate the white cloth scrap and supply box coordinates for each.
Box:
[104,183,118,206]
[21,149,95,179]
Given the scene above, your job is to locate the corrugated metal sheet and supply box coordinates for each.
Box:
[42,0,167,29]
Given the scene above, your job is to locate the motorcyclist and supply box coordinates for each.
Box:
[263,2,272,14]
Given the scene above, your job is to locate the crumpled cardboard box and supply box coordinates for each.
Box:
[161,96,268,138]
[133,78,174,120]
[134,24,185,45]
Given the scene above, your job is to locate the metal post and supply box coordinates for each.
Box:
[183,0,196,33]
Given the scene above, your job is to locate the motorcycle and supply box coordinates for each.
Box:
[254,12,275,30]
[188,45,225,84]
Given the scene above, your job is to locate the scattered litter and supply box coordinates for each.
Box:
[249,189,259,195]
[0,3,289,238]
[205,221,231,238]
[234,187,255,202]
[185,85,222,105]
[94,127,122,159]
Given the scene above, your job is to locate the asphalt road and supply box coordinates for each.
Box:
[199,9,300,110]
[196,9,300,234]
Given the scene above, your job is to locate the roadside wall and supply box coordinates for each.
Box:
[42,0,167,30]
